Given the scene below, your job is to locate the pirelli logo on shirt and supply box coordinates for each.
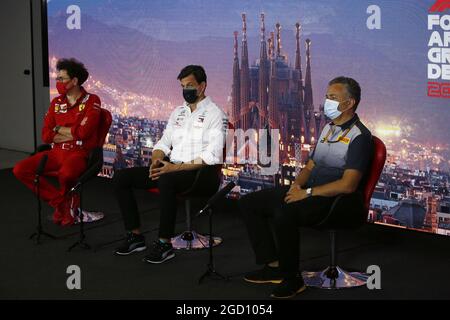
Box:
[338,136,350,144]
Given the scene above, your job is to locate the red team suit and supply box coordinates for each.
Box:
[13,87,101,225]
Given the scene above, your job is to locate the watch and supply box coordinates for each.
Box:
[53,125,61,133]
[306,187,313,197]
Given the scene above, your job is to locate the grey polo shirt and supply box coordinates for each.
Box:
[306,113,373,189]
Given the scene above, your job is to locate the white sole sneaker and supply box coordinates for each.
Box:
[143,252,175,264]
[115,246,147,256]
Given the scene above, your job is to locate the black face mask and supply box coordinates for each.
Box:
[183,88,198,104]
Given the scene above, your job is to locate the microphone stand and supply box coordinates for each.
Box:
[198,208,229,284]
[67,184,90,251]
[29,172,56,244]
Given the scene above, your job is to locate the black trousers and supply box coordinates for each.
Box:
[239,186,362,278]
[113,161,220,239]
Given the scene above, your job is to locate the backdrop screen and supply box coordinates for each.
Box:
[47,0,450,236]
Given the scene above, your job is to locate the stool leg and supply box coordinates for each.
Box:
[186,199,192,232]
[325,231,339,280]
[68,187,91,251]
[302,230,369,289]
[171,199,222,250]
[330,230,336,267]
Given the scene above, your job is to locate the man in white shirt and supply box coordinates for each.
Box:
[113,65,228,263]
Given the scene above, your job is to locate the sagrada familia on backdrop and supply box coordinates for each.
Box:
[230,13,327,164]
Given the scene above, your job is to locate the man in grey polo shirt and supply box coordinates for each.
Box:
[239,76,373,299]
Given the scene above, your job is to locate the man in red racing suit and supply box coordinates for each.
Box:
[13,58,101,226]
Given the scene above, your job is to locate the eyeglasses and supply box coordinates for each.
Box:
[55,77,71,82]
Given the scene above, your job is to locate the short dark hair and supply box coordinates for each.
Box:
[177,65,207,84]
[56,58,89,85]
[329,76,361,110]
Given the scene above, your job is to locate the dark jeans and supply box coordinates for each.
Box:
[113,161,220,239]
[239,185,363,278]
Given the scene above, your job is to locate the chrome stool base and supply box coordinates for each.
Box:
[171,231,222,250]
[302,266,369,289]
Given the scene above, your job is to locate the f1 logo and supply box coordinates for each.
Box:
[430,0,450,13]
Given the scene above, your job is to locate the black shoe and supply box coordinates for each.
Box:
[114,232,147,256]
[244,265,283,284]
[270,275,306,299]
[143,240,175,264]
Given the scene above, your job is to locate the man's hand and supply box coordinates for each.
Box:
[148,160,158,179]
[149,159,163,180]
[53,133,72,144]
[149,160,181,180]
[284,184,308,204]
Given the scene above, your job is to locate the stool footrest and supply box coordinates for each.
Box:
[302,266,369,289]
[171,230,222,250]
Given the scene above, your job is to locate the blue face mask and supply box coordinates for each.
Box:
[324,99,342,120]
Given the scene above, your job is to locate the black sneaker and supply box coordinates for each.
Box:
[114,232,147,256]
[270,275,306,299]
[244,265,283,284]
[143,240,175,264]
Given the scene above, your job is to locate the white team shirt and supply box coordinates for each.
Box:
[153,96,228,165]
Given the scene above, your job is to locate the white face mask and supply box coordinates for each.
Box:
[324,99,342,120]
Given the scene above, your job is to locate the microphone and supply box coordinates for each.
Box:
[197,181,236,217]
[70,182,82,193]
[69,150,104,193]
[69,163,100,193]
[35,154,48,176]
